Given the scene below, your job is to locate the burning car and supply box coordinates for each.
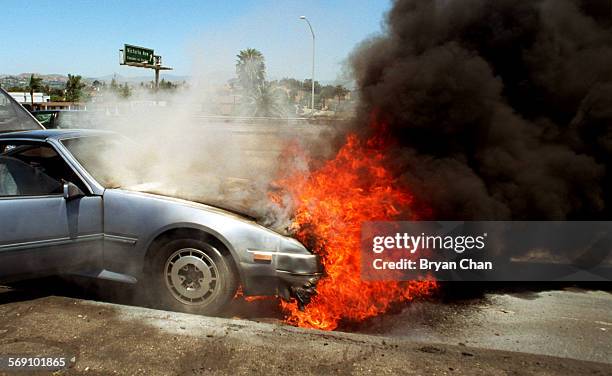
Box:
[0,88,320,314]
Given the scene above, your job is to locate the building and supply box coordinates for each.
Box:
[7,92,87,111]
[8,92,51,104]
[32,102,87,111]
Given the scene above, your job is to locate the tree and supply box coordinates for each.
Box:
[44,85,64,102]
[6,86,25,92]
[332,85,350,110]
[232,48,292,117]
[65,74,85,102]
[119,83,131,98]
[319,85,336,109]
[244,81,286,117]
[158,78,177,91]
[26,74,43,108]
[235,48,266,93]
[277,78,302,101]
[302,79,321,94]
[334,85,349,100]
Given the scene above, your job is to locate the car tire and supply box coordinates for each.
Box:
[148,238,238,316]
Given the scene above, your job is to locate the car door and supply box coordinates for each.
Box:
[0,141,103,282]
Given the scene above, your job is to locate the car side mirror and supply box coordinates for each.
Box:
[63,181,84,201]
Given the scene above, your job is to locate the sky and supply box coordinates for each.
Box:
[1,0,391,83]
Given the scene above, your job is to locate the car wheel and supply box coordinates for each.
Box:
[149,238,238,316]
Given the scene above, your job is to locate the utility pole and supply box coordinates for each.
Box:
[300,16,315,115]
[155,67,160,90]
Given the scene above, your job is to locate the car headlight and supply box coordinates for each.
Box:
[280,237,312,255]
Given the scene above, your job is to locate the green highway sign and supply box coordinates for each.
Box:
[120,43,172,89]
[124,44,154,65]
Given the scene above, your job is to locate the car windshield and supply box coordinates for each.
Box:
[61,135,144,188]
[0,89,44,132]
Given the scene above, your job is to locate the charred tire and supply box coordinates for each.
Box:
[148,238,237,316]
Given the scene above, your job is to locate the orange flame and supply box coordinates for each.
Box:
[272,117,437,331]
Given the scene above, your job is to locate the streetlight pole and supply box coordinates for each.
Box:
[300,16,315,115]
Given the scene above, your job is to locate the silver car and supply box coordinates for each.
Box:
[0,88,319,314]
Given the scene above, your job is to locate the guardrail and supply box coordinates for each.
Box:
[191,114,354,126]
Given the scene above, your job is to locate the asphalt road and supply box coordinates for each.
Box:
[360,287,612,365]
[0,282,610,375]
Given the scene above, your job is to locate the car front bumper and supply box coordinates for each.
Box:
[240,250,322,308]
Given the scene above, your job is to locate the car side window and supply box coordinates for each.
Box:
[0,156,62,196]
[0,163,18,195]
[0,141,88,197]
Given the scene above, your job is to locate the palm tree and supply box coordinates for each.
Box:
[234,48,287,117]
[235,48,266,93]
[244,81,287,117]
[26,74,43,109]
[333,85,350,110]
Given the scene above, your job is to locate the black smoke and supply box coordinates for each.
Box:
[350,0,612,220]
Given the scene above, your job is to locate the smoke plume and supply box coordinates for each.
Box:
[350,0,612,220]
[80,85,336,231]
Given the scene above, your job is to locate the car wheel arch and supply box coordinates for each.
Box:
[143,226,242,284]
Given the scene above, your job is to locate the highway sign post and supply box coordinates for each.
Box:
[119,44,172,90]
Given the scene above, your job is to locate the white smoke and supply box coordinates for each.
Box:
[79,71,338,232]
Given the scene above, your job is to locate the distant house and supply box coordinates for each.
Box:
[32,102,87,111]
[7,92,88,111]
[8,92,51,104]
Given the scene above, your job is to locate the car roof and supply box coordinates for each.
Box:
[0,129,112,141]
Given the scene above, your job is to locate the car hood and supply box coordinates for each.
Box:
[121,182,263,222]
[118,179,291,235]
[117,186,256,220]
